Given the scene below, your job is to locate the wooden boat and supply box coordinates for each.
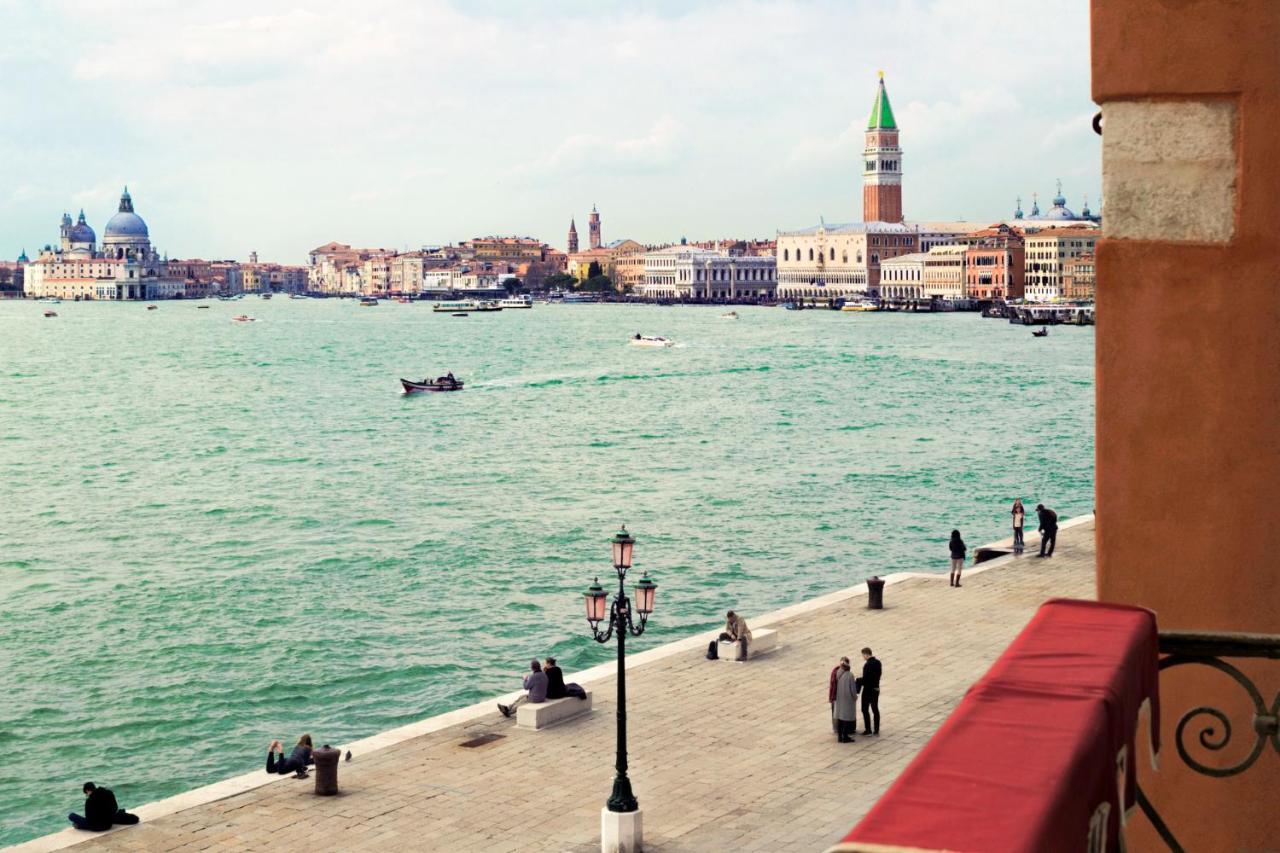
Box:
[401,376,464,393]
[197,305,210,309]
[232,315,256,323]
[43,310,57,317]
[1032,328,1049,337]
[451,312,469,317]
[146,304,158,310]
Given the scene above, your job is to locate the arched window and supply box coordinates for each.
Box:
[808,248,814,261]
[829,247,835,260]
[783,249,789,261]
[842,251,848,263]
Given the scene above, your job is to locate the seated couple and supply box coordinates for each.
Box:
[497,657,586,717]
[68,782,140,832]
[706,610,751,660]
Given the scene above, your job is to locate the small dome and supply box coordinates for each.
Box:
[69,221,96,244]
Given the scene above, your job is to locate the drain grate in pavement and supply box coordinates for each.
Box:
[458,733,505,749]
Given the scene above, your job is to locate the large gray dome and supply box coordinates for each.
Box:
[105,210,148,238]
[69,221,96,243]
[104,187,149,240]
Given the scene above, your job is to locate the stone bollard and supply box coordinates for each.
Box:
[866,576,885,610]
[313,746,340,796]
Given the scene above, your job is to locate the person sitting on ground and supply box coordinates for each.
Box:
[707,610,752,660]
[68,782,139,832]
[266,734,314,777]
[949,530,967,587]
[543,656,567,700]
[497,659,548,717]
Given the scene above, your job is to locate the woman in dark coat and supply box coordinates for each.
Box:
[949,530,967,587]
[266,734,314,777]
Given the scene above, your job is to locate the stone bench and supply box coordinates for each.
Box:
[516,692,593,730]
[711,628,778,661]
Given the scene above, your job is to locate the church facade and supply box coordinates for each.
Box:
[24,188,183,300]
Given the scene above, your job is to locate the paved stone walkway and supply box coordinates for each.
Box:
[21,522,1094,853]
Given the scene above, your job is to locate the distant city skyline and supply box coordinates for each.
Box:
[0,0,1097,262]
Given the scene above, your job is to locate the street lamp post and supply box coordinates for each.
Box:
[584,526,657,850]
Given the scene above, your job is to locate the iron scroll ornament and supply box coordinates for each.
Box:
[1136,630,1279,852]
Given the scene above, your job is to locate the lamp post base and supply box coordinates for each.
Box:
[601,806,643,853]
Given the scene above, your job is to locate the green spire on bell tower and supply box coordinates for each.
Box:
[867,71,897,130]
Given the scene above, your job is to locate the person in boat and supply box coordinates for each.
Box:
[446,372,456,388]
[634,333,642,340]
[265,734,314,777]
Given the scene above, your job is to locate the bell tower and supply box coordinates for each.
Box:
[862,72,903,223]
[588,205,602,250]
[567,218,579,254]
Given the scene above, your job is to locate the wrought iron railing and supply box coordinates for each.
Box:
[1136,630,1280,852]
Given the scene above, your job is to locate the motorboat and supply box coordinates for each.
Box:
[630,335,675,348]
[43,309,57,317]
[197,305,210,309]
[146,304,158,310]
[395,296,412,304]
[359,297,378,306]
[451,312,469,317]
[720,311,739,320]
[1032,327,1049,337]
[401,374,464,393]
[232,315,257,323]
[260,292,273,299]
[841,300,880,312]
[499,296,533,309]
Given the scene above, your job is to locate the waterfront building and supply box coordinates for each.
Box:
[879,252,927,301]
[1,252,27,295]
[568,239,644,281]
[776,220,919,299]
[307,242,396,295]
[637,245,776,301]
[23,188,183,300]
[611,247,650,292]
[964,224,1025,301]
[1062,252,1096,301]
[567,219,579,254]
[921,245,967,300]
[1024,227,1098,302]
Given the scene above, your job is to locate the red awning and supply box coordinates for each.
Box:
[831,599,1160,853]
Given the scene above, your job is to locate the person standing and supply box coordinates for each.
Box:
[833,658,860,743]
[949,530,967,587]
[857,648,882,735]
[1036,504,1059,557]
[828,657,849,733]
[1011,498,1026,553]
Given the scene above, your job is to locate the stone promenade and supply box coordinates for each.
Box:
[15,520,1094,853]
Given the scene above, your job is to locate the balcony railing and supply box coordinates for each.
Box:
[1136,630,1280,852]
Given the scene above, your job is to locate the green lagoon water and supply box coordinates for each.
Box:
[0,300,1093,844]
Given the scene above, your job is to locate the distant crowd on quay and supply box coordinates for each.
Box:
[4,75,1097,322]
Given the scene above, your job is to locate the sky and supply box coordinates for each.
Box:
[0,0,1098,262]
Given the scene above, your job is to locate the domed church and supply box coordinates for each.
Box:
[25,187,182,300]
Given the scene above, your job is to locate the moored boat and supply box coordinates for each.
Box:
[498,296,533,309]
[841,300,880,312]
[401,374,464,393]
[359,297,378,306]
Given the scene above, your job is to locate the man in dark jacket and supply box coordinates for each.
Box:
[69,782,139,831]
[1036,504,1059,557]
[856,648,882,735]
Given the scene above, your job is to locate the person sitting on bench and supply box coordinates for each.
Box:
[68,782,140,831]
[498,659,548,717]
[707,610,752,660]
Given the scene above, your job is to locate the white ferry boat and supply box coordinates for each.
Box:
[498,296,533,309]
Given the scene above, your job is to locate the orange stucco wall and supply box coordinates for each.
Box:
[1092,1,1279,849]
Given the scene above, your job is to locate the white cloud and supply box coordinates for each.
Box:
[0,0,1097,261]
